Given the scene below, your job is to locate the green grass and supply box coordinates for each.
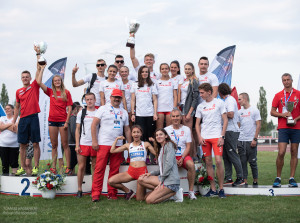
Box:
[1,151,300,223]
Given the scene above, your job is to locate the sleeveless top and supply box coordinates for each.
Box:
[129,141,147,162]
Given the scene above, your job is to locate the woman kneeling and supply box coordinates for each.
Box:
[109,125,156,200]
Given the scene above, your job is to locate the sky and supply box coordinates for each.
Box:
[1,0,300,122]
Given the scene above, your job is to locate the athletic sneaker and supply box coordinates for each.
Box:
[76,191,83,198]
[253,182,258,187]
[92,196,100,202]
[65,168,72,176]
[203,189,218,197]
[15,167,25,176]
[174,188,183,202]
[224,179,234,185]
[218,189,226,198]
[107,195,118,200]
[289,178,298,187]
[188,191,197,200]
[232,178,245,187]
[125,190,135,200]
[273,177,281,188]
[31,167,39,176]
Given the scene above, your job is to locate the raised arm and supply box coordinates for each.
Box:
[72,64,85,87]
[36,62,47,92]
[130,46,139,69]
[110,136,128,153]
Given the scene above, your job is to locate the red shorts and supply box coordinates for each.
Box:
[79,145,97,157]
[176,155,193,169]
[157,112,171,116]
[202,138,223,157]
[127,166,148,180]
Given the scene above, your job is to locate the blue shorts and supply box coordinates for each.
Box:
[48,121,65,127]
[18,114,41,144]
[278,128,300,144]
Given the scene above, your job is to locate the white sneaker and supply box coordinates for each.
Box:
[188,191,197,200]
[174,188,183,202]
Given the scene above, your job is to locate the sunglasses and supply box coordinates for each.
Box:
[96,63,106,67]
[115,60,124,64]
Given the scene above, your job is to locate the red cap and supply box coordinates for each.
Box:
[111,89,123,97]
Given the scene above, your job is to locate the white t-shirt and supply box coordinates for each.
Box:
[197,72,219,86]
[82,74,106,106]
[171,75,184,86]
[165,125,192,157]
[157,79,178,112]
[95,104,129,146]
[195,98,226,139]
[0,116,19,147]
[99,79,124,105]
[224,95,239,132]
[179,78,190,104]
[76,109,97,146]
[134,65,161,84]
[197,72,219,104]
[130,82,158,116]
[238,106,261,141]
[123,80,134,113]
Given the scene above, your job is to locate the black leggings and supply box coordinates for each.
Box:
[135,116,155,141]
[0,146,19,174]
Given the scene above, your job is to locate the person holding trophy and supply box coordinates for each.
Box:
[271,73,300,188]
[127,20,161,82]
[35,46,74,175]
[13,43,45,176]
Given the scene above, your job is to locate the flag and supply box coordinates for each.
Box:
[0,104,6,117]
[39,57,67,160]
[231,86,241,109]
[208,45,236,87]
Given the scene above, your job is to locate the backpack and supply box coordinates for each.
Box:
[79,108,87,137]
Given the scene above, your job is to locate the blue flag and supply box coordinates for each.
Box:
[44,57,67,87]
[0,104,6,117]
[208,45,236,87]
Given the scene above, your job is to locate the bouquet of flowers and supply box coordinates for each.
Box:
[32,163,66,191]
[194,159,213,187]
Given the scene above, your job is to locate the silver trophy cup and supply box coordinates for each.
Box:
[35,41,47,65]
[286,101,295,125]
[126,20,140,48]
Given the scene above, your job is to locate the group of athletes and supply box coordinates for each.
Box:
[0,43,299,203]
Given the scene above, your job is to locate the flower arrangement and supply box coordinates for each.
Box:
[194,159,214,188]
[31,163,66,191]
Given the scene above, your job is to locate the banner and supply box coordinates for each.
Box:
[298,74,300,159]
[231,86,241,109]
[39,58,67,160]
[0,104,6,117]
[209,45,236,87]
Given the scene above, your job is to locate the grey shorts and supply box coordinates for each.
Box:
[165,184,180,192]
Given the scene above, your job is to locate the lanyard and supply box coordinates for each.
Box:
[173,130,179,145]
[111,106,120,120]
[284,89,293,105]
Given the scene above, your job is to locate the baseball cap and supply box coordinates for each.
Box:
[111,89,123,97]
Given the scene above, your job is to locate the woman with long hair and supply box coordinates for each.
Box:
[131,66,158,143]
[36,62,73,175]
[156,63,178,129]
[137,128,183,204]
[108,125,156,200]
[178,62,199,157]
[0,104,19,175]
[170,60,184,85]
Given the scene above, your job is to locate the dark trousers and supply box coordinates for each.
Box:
[223,131,243,179]
[0,146,19,174]
[237,141,258,180]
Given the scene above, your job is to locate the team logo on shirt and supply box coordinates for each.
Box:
[203,105,216,112]
[158,81,172,86]
[137,87,150,92]
[240,111,251,117]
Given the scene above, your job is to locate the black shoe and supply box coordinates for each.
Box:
[253,182,258,187]
[232,178,245,187]
[224,179,234,185]
[76,191,83,198]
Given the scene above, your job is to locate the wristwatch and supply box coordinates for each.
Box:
[220,135,225,140]
[253,138,257,141]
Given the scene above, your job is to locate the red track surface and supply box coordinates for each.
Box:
[258,144,290,152]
